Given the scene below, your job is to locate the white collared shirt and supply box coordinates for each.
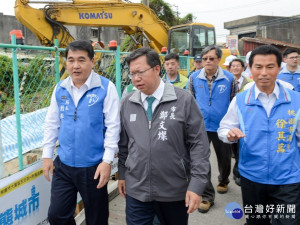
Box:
[42,72,120,162]
[69,72,92,107]
[141,79,165,113]
[218,83,300,147]
[236,76,244,90]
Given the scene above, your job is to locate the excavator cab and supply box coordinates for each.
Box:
[168,23,216,57]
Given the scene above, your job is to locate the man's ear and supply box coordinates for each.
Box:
[283,57,287,63]
[154,65,161,75]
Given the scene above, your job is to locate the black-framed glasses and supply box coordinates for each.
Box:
[128,67,154,79]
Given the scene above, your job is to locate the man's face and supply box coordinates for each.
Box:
[202,50,221,71]
[130,55,161,95]
[164,58,179,77]
[194,60,203,70]
[284,52,299,68]
[230,61,244,78]
[250,54,281,93]
[66,49,94,87]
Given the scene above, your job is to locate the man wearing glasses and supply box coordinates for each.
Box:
[118,47,210,225]
[188,45,236,213]
[277,48,300,92]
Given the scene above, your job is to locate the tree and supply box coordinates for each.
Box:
[149,0,177,26]
[149,0,194,26]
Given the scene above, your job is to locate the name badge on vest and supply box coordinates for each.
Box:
[130,114,136,122]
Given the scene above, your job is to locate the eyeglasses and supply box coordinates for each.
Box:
[287,56,299,60]
[128,67,154,79]
[202,57,217,61]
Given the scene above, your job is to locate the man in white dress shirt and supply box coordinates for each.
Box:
[218,45,300,225]
[42,40,120,225]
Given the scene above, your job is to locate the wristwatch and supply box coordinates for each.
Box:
[102,159,113,165]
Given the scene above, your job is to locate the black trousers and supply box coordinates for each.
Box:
[241,176,300,225]
[48,157,109,225]
[126,195,188,225]
[202,131,232,203]
[232,142,240,179]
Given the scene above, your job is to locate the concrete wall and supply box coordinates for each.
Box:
[67,26,125,48]
[0,13,40,46]
[263,18,300,45]
[224,15,300,47]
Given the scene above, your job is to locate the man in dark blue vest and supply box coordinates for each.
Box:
[42,40,120,225]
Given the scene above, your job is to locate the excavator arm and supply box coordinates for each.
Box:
[14,0,169,52]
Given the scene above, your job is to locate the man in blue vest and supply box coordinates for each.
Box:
[42,40,120,225]
[277,48,300,92]
[188,45,236,213]
[218,45,300,225]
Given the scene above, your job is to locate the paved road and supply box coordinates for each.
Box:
[108,145,246,225]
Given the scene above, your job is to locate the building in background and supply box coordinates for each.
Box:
[224,15,300,55]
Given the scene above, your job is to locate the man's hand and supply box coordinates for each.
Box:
[42,158,54,182]
[185,191,202,214]
[94,162,111,189]
[118,180,126,198]
[227,127,245,142]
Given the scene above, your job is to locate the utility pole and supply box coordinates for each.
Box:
[173,4,179,25]
[142,0,149,47]
[142,0,149,6]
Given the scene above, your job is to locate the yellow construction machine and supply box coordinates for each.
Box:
[15,0,224,54]
[14,0,233,75]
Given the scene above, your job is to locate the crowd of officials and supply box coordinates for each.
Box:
[42,40,300,225]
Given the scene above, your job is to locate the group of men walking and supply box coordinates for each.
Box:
[42,40,300,225]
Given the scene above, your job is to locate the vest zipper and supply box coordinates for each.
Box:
[74,107,77,121]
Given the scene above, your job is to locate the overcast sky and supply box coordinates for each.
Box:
[3,0,300,42]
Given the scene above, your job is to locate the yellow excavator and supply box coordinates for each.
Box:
[14,0,233,78]
[15,0,226,55]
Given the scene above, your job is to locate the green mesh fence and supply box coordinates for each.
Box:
[0,48,57,177]
[0,50,56,118]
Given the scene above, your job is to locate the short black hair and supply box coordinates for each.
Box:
[66,40,94,60]
[229,58,245,68]
[164,53,179,62]
[126,47,161,68]
[283,48,300,58]
[249,45,282,68]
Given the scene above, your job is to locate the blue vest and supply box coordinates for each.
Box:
[55,76,109,167]
[192,69,233,132]
[236,83,300,185]
[277,72,300,92]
